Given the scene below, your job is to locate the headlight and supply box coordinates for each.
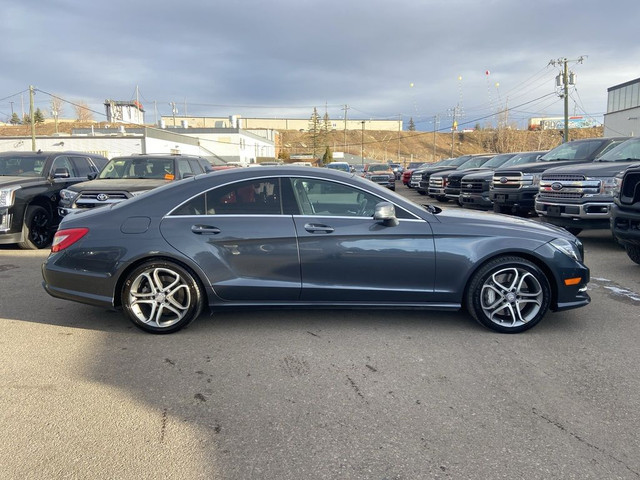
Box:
[588,176,618,196]
[0,187,19,208]
[59,189,78,202]
[550,238,582,262]
[613,175,623,199]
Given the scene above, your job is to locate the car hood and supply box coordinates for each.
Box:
[494,159,590,174]
[432,207,575,241]
[0,175,47,188]
[542,160,640,177]
[67,178,171,192]
[448,167,492,180]
[460,170,494,181]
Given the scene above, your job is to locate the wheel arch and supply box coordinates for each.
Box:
[113,254,211,309]
[461,251,559,312]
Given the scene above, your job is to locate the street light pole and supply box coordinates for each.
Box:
[361,120,365,164]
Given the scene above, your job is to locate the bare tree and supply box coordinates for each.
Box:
[51,95,64,119]
[74,101,93,122]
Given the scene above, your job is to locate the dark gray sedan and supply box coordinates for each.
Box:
[42,166,590,334]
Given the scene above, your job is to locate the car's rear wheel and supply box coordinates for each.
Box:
[465,256,551,333]
[625,244,640,265]
[18,205,54,250]
[121,260,204,334]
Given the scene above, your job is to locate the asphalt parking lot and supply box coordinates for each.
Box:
[1,186,639,479]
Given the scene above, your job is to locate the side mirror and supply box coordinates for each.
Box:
[53,167,70,179]
[87,172,98,180]
[374,202,399,226]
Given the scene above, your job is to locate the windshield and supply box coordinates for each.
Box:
[595,138,640,162]
[539,140,605,161]
[458,156,492,169]
[368,164,390,172]
[500,151,546,167]
[99,158,175,179]
[0,155,46,177]
[482,153,515,168]
[448,155,475,167]
[327,163,349,172]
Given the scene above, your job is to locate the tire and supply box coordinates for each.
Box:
[436,196,449,203]
[465,256,551,333]
[417,190,426,195]
[493,203,507,214]
[18,205,54,250]
[121,260,204,334]
[625,244,640,265]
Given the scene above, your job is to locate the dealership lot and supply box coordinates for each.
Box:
[1,189,639,479]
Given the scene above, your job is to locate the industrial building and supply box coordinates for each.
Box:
[604,77,640,137]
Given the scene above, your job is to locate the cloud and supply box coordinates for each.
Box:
[2,0,638,129]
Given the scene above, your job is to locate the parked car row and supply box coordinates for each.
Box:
[0,152,216,250]
[403,136,640,265]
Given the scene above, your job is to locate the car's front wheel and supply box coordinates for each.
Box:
[121,260,204,334]
[19,205,54,250]
[465,256,551,333]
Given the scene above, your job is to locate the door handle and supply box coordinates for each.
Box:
[304,223,334,234]
[191,225,221,235]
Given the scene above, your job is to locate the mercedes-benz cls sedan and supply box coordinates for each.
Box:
[42,166,590,334]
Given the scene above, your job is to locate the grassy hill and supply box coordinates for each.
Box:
[280,126,605,165]
[1,121,604,166]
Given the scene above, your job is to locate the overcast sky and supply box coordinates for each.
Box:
[2,0,638,131]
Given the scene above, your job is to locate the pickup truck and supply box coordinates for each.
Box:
[58,154,214,216]
[490,137,628,216]
[428,155,494,202]
[460,150,547,210]
[611,162,640,264]
[441,153,516,203]
[535,137,640,235]
[409,158,455,192]
[415,154,486,195]
[0,150,108,249]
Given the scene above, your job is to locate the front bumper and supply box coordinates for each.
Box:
[459,192,492,209]
[490,187,537,207]
[535,199,612,229]
[611,204,640,247]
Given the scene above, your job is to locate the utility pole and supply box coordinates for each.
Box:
[433,114,440,160]
[29,85,36,151]
[361,120,365,164]
[343,104,349,153]
[449,105,461,157]
[550,56,585,143]
[170,102,177,127]
[397,114,401,164]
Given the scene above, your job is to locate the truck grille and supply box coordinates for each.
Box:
[493,172,523,189]
[74,192,130,209]
[429,177,444,188]
[461,180,485,194]
[538,175,600,201]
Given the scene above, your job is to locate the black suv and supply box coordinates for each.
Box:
[611,163,640,264]
[0,150,108,249]
[58,154,214,216]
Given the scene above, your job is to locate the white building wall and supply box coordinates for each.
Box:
[0,136,144,158]
[604,108,640,137]
[144,136,202,156]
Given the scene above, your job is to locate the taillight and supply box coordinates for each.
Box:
[51,228,89,253]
